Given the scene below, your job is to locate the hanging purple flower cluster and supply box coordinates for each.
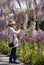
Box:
[35,30,44,43]
[20,29,44,45]
[35,1,44,21]
[0,32,3,39]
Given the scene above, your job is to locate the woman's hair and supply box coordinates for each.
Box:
[8,20,14,27]
[8,24,12,27]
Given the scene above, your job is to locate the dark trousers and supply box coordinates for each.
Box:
[9,47,16,62]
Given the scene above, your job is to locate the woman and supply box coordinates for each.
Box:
[7,19,21,64]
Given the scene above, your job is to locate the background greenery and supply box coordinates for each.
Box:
[0,39,44,65]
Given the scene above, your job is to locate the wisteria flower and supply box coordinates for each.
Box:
[36,29,44,43]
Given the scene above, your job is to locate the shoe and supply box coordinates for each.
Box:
[9,61,13,63]
[12,61,20,64]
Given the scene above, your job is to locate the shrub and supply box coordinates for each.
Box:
[0,40,44,65]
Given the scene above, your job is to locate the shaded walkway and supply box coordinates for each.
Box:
[0,53,24,65]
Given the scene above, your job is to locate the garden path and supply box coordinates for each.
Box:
[0,53,24,65]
